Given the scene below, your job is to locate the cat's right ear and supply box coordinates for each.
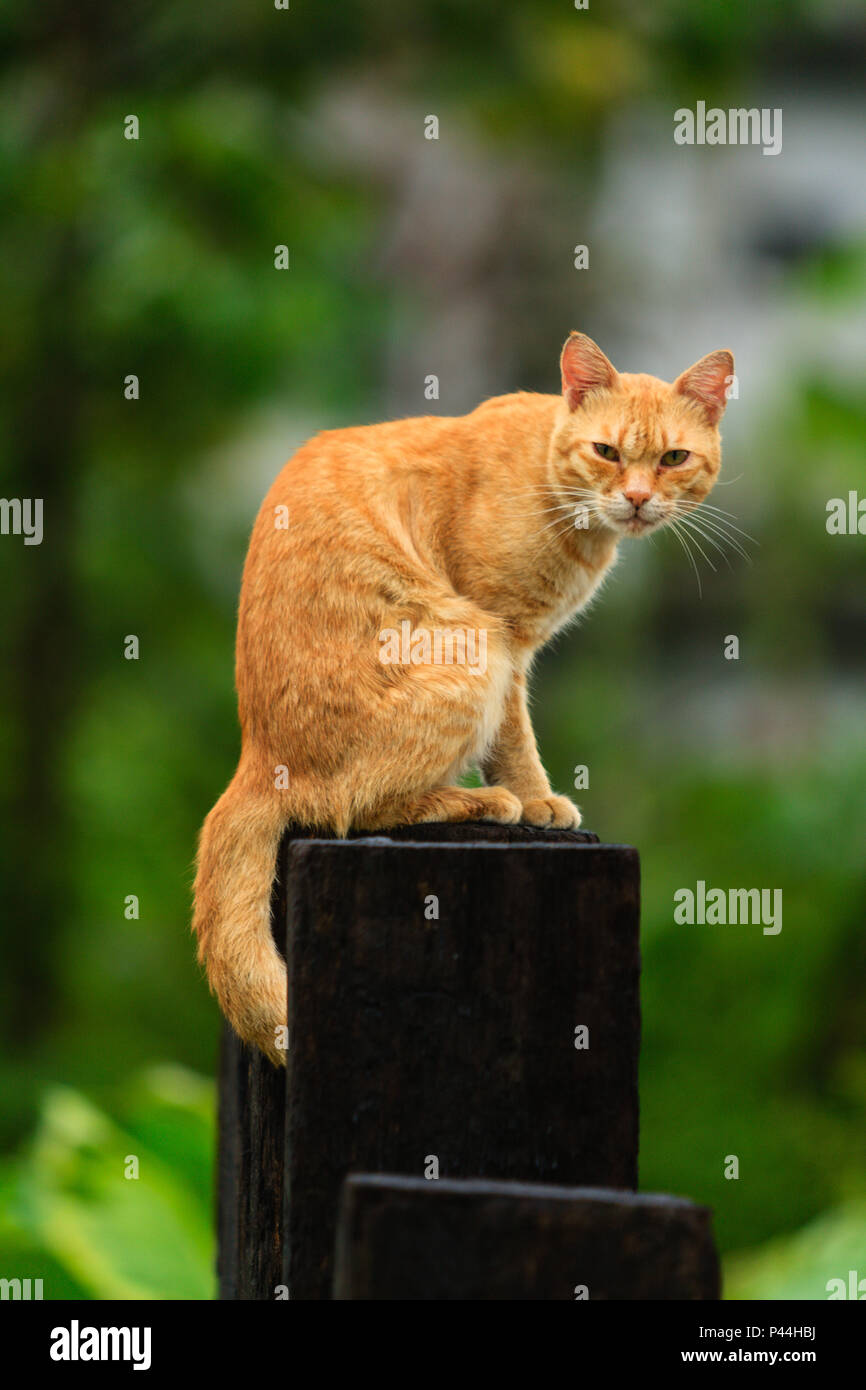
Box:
[674,350,735,425]
[560,332,617,411]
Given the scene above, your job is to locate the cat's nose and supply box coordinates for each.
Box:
[622,483,652,511]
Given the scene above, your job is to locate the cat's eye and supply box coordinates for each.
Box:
[593,442,620,462]
[660,449,690,467]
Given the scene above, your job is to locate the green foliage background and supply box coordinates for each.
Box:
[0,1,864,1298]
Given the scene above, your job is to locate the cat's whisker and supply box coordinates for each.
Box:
[671,508,753,562]
[673,525,750,568]
[536,489,600,507]
[538,500,605,534]
[531,499,597,517]
[665,519,703,598]
[670,502,757,552]
[671,515,735,569]
[541,506,608,542]
[497,481,594,499]
[542,508,603,533]
[689,503,758,543]
[686,521,752,565]
[539,515,581,533]
[496,486,601,518]
[489,487,563,510]
[693,501,743,521]
[669,517,717,574]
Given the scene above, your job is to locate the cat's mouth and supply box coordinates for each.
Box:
[597,499,669,536]
[617,512,660,536]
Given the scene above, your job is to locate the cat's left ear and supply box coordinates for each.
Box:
[674,350,735,426]
[560,332,617,411]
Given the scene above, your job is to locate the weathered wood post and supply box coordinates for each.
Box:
[218,823,650,1299]
[334,1175,720,1300]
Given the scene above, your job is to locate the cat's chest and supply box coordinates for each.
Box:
[518,546,617,646]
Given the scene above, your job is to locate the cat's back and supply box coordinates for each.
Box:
[265,391,555,501]
[293,410,450,469]
[242,412,460,592]
[238,390,556,627]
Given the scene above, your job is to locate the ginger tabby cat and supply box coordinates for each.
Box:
[194,331,734,1062]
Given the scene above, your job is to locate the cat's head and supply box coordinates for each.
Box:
[550,331,734,537]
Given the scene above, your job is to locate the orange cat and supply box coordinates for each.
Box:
[194,332,734,1062]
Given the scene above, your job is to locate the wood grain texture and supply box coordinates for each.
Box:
[217,1027,284,1300]
[334,1174,720,1301]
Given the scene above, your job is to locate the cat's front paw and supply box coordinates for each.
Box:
[521,795,582,830]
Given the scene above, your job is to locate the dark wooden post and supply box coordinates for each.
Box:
[217,823,641,1300]
[216,1024,285,1300]
[334,1175,720,1300]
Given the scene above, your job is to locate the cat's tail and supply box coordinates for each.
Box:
[193,770,288,1066]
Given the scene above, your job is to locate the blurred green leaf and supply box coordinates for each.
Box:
[0,1073,214,1300]
[725,1202,866,1300]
